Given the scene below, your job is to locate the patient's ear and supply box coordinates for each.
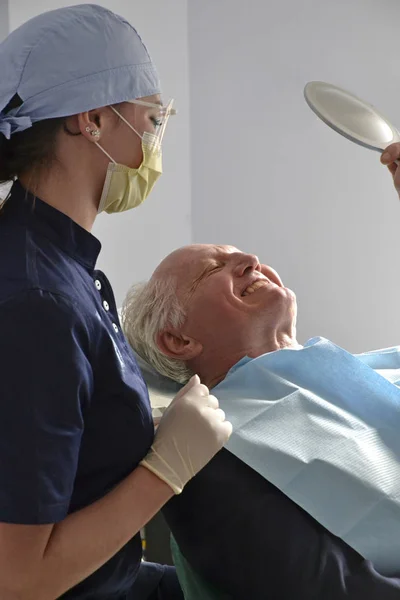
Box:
[157,329,203,360]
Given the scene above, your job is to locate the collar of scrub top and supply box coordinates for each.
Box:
[4,180,101,270]
[0,4,163,139]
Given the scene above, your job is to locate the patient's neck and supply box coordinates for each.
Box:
[190,333,301,390]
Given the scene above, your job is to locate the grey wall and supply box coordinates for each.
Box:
[9,0,191,306]
[188,0,400,352]
[0,0,8,41]
[6,1,400,352]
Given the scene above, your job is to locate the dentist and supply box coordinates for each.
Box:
[0,5,231,599]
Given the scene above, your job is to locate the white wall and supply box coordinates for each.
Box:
[188,0,400,352]
[9,0,191,306]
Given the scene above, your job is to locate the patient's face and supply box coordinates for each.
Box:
[154,244,297,361]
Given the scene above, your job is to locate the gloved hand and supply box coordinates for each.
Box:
[381,143,400,199]
[140,375,232,494]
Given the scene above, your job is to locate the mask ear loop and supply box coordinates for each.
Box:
[110,104,161,153]
[95,141,116,164]
[94,106,144,163]
[99,104,171,157]
[111,102,174,144]
[110,105,143,139]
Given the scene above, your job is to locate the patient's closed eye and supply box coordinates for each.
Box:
[207,262,224,274]
[192,261,224,291]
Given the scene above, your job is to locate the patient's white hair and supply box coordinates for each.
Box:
[122,278,193,384]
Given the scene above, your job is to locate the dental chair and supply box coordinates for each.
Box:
[133,352,226,600]
[133,353,179,567]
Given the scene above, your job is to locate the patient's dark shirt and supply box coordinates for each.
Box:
[163,448,400,599]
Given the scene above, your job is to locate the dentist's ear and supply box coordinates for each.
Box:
[157,330,203,361]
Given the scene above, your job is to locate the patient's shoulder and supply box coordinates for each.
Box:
[163,449,369,600]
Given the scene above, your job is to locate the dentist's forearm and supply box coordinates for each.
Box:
[0,467,173,600]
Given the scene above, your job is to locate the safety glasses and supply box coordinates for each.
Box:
[127,98,176,143]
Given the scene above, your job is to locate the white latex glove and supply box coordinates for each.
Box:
[140,375,232,494]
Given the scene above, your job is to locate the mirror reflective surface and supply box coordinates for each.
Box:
[304,81,400,152]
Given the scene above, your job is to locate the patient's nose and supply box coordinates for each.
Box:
[233,253,261,277]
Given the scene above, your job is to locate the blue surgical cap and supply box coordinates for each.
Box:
[0,4,161,139]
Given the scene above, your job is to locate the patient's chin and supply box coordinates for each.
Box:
[262,287,297,324]
[282,285,296,298]
[279,286,297,308]
[261,285,296,308]
[285,288,297,313]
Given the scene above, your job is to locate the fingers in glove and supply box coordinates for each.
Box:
[213,407,226,422]
[206,394,219,409]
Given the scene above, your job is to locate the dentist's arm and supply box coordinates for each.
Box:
[0,373,231,600]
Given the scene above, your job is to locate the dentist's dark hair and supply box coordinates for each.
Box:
[0,95,66,190]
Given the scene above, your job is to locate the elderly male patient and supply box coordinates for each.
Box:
[123,244,400,600]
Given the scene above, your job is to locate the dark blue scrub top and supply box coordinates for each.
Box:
[0,181,154,599]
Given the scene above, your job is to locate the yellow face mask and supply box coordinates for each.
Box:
[97,131,162,214]
[96,101,174,214]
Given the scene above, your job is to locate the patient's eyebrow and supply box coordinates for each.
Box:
[188,263,210,294]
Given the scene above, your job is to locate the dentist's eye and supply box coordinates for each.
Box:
[150,116,163,128]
